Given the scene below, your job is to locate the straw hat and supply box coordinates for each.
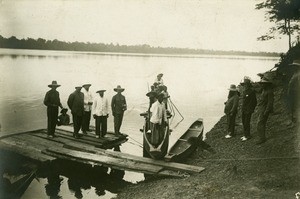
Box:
[82,83,92,87]
[228,84,238,91]
[48,81,61,88]
[96,90,106,93]
[146,91,157,97]
[114,85,125,92]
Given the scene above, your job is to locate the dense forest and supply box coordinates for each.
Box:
[0,35,280,57]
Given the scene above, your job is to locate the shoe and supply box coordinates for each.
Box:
[225,135,232,139]
[147,130,151,134]
[240,136,246,140]
[78,131,84,135]
[95,135,100,139]
[48,135,54,138]
[241,137,248,141]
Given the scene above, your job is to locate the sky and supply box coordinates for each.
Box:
[0,0,291,53]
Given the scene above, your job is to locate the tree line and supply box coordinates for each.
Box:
[0,35,279,57]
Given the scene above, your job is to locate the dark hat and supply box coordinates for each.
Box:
[259,78,272,84]
[96,90,106,93]
[82,83,92,87]
[228,84,238,91]
[48,81,61,88]
[241,76,251,85]
[114,85,125,92]
[157,73,163,77]
[75,86,82,89]
[60,108,68,113]
[157,92,165,98]
[146,91,157,97]
[289,60,300,66]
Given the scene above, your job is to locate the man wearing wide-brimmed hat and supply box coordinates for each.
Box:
[224,84,239,139]
[82,83,93,134]
[68,86,84,138]
[111,85,127,136]
[240,77,257,141]
[92,89,109,138]
[288,59,300,123]
[44,81,64,138]
[256,78,274,144]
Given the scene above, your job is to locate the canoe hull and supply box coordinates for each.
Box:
[165,118,204,162]
[142,119,169,160]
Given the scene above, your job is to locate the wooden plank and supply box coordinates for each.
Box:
[0,141,54,162]
[0,129,44,139]
[61,142,204,173]
[43,147,165,174]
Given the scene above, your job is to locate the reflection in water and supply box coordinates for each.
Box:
[35,157,131,199]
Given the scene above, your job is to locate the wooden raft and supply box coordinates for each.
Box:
[0,127,205,177]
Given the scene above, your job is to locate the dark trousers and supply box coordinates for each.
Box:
[114,113,124,135]
[226,112,237,136]
[95,116,107,137]
[72,114,83,136]
[257,112,270,141]
[82,111,91,132]
[242,112,252,138]
[47,106,58,136]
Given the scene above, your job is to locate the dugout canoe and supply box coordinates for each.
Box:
[165,118,204,162]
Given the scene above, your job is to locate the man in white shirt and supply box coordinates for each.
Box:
[92,90,109,138]
[149,92,168,145]
[82,83,93,134]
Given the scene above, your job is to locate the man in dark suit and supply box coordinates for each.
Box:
[111,85,127,136]
[44,81,64,138]
[68,86,84,138]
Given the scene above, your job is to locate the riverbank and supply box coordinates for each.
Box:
[117,73,300,198]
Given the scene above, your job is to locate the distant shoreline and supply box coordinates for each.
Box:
[0,35,281,58]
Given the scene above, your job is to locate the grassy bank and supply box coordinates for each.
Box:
[117,71,300,198]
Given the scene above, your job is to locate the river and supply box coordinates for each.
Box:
[0,48,278,198]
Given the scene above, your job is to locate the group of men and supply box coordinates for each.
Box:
[44,82,127,139]
[224,76,274,145]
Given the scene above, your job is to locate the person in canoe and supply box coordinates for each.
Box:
[154,73,164,89]
[148,92,168,146]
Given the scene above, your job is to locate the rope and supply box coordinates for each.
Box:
[127,135,143,147]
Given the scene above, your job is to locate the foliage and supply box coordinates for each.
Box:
[256,0,300,49]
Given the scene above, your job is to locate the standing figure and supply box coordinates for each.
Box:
[256,78,274,144]
[154,73,164,89]
[287,59,300,123]
[224,84,239,139]
[111,85,127,136]
[44,81,63,138]
[82,84,93,134]
[149,93,168,146]
[68,86,84,138]
[92,90,109,138]
[241,77,257,141]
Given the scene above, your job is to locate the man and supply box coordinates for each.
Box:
[240,77,257,141]
[154,73,164,89]
[92,90,109,138]
[82,83,93,134]
[57,108,70,126]
[44,81,64,138]
[224,84,239,139]
[287,59,300,123]
[68,86,84,138]
[256,78,274,144]
[111,85,127,136]
[149,92,168,146]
